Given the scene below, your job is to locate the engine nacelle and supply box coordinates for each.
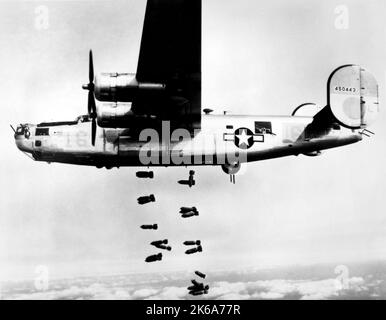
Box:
[221,162,241,175]
[94,73,166,102]
[97,103,134,128]
[328,65,379,129]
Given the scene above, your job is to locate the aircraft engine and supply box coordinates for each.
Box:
[94,73,166,102]
[328,65,379,129]
[97,102,134,128]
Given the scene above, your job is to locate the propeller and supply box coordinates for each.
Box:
[83,50,97,146]
[82,50,95,93]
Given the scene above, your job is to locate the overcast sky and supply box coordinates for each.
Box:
[1,0,386,282]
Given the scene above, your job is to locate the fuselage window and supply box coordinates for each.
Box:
[35,140,42,147]
[226,125,233,129]
[255,121,272,134]
[35,128,49,136]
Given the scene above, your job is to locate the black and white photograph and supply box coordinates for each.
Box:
[1,0,386,305]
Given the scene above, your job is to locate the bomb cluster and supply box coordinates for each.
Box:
[136,170,209,296]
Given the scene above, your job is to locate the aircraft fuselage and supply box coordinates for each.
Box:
[14,114,362,170]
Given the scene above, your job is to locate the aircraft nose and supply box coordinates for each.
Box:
[14,124,34,153]
[15,137,33,153]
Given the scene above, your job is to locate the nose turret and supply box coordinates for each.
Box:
[14,124,34,153]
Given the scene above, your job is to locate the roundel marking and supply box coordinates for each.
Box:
[234,127,254,149]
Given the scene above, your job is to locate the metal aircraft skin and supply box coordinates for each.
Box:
[13,0,379,180]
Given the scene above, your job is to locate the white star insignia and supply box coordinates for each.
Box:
[236,129,251,147]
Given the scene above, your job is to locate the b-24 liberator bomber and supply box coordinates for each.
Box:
[13,0,379,184]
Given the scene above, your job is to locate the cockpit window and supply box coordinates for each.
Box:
[36,128,49,136]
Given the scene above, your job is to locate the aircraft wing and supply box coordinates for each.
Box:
[133,0,202,131]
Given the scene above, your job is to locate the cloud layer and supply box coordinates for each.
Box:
[1,272,378,300]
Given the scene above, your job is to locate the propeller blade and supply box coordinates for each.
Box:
[84,49,97,143]
[91,118,96,146]
[88,90,96,115]
[89,50,94,84]
[88,92,92,115]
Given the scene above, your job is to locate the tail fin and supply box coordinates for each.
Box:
[328,65,379,129]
